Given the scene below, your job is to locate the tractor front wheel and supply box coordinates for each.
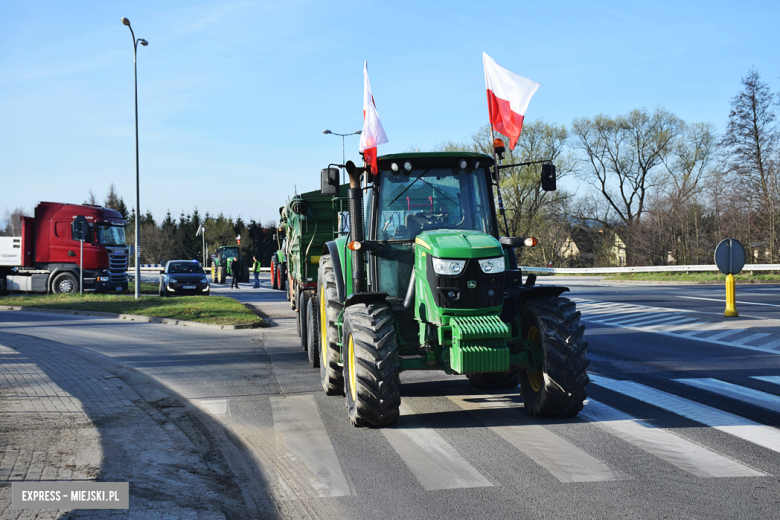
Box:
[270,258,278,289]
[216,266,226,284]
[518,297,589,418]
[306,294,320,368]
[342,302,401,427]
[317,255,343,395]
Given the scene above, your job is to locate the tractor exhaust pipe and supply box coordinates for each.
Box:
[346,161,367,294]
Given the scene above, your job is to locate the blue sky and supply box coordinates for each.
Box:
[2,0,778,227]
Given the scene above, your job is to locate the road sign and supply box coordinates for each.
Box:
[714,238,746,275]
[72,216,89,242]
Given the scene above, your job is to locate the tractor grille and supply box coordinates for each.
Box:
[426,256,504,309]
[108,248,128,283]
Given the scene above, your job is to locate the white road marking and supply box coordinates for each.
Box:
[590,374,780,454]
[676,378,780,414]
[196,398,228,415]
[702,328,749,341]
[678,296,780,308]
[381,403,493,490]
[752,376,780,387]
[448,394,628,483]
[270,395,352,497]
[730,333,771,346]
[581,399,764,477]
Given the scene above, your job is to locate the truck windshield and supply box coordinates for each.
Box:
[97,224,126,246]
[376,168,495,240]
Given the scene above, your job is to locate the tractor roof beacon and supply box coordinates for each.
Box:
[316,150,589,427]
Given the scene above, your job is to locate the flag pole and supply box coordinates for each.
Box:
[490,124,511,236]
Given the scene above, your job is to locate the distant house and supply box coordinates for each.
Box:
[561,228,626,267]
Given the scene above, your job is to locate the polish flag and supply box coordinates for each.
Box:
[359,61,388,174]
[483,52,540,150]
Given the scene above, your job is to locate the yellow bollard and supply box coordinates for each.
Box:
[724,273,738,317]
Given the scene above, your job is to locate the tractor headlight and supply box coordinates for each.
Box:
[432,257,465,276]
[478,257,505,274]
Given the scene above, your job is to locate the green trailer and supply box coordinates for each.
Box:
[310,149,589,427]
[279,181,349,363]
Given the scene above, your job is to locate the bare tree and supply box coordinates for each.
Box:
[720,69,779,262]
[572,108,684,262]
[85,190,98,205]
[1,207,29,236]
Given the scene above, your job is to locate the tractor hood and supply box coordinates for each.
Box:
[415,230,503,259]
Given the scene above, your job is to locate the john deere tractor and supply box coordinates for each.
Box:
[314,150,589,427]
[212,246,249,284]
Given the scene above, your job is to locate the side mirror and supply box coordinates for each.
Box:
[321,168,339,196]
[541,164,556,191]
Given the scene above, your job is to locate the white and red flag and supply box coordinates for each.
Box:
[359,61,388,174]
[483,52,540,150]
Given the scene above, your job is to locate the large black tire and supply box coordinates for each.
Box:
[278,264,287,293]
[298,290,310,349]
[306,294,320,368]
[241,266,250,283]
[342,302,401,427]
[517,297,589,418]
[52,272,78,294]
[270,258,278,289]
[317,255,344,395]
[216,266,226,284]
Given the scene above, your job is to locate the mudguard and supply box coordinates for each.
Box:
[323,241,345,303]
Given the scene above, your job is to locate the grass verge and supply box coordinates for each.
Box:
[0,293,262,326]
[604,272,780,283]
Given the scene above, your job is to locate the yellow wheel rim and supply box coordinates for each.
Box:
[527,326,544,393]
[348,334,357,402]
[320,285,328,362]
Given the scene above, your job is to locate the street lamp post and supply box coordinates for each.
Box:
[322,129,361,185]
[121,17,148,300]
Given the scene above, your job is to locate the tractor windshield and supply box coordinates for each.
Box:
[376,167,495,241]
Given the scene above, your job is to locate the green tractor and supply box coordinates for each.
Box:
[211,245,250,284]
[314,150,588,427]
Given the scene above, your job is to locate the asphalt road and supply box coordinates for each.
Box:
[2,275,780,519]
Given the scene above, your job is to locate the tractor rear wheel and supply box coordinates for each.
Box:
[241,266,250,283]
[342,302,401,427]
[317,255,343,395]
[518,297,589,418]
[306,294,320,368]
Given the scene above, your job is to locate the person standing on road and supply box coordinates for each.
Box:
[252,255,261,288]
[231,256,242,289]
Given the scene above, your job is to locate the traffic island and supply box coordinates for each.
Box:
[0,294,264,328]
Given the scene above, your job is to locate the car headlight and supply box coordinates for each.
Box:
[478,257,505,274]
[200,277,209,284]
[168,278,178,284]
[432,257,465,276]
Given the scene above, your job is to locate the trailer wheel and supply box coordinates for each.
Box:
[306,294,320,368]
[343,302,401,427]
[297,290,310,346]
[52,273,79,294]
[270,258,278,289]
[518,297,589,418]
[317,255,344,395]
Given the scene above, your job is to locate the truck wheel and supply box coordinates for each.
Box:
[317,255,344,395]
[52,273,79,294]
[468,366,521,389]
[298,290,310,349]
[278,264,286,293]
[342,302,401,427]
[270,259,278,289]
[518,297,589,418]
[306,295,320,368]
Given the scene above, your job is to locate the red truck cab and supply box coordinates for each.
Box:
[1,202,129,293]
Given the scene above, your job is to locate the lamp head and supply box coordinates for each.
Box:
[355,130,362,134]
[139,39,148,46]
[121,17,131,26]
[322,129,332,134]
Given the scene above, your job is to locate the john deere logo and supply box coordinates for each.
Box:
[467,280,477,289]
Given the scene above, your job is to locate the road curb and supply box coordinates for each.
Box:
[0,305,262,330]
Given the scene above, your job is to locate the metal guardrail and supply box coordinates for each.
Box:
[521,264,780,274]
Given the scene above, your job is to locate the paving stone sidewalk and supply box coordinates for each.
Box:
[0,332,247,520]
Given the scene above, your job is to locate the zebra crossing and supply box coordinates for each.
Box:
[245,373,780,497]
[575,299,780,354]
